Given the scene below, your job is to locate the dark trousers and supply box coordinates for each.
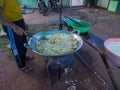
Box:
[2,19,27,68]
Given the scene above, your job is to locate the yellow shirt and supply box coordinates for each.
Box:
[0,0,23,22]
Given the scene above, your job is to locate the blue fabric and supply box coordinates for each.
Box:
[7,27,22,65]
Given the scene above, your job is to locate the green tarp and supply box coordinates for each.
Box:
[18,0,38,8]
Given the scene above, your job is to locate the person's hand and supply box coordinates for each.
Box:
[11,24,26,35]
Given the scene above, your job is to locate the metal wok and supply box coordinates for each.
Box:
[24,30,83,56]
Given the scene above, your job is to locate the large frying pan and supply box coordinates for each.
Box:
[24,30,83,56]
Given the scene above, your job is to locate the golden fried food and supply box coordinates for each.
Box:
[36,33,78,55]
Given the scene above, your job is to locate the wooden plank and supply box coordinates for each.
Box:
[80,32,104,51]
[80,32,119,90]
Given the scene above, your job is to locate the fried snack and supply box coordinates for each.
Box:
[36,33,78,55]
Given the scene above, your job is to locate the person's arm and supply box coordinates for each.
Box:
[0,8,25,35]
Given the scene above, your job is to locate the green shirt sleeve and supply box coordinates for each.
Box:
[0,0,5,8]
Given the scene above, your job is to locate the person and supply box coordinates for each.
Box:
[0,0,33,72]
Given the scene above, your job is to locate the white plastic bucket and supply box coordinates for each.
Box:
[104,38,120,67]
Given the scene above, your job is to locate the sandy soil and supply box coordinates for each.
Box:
[0,7,120,90]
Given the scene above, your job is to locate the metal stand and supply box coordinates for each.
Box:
[45,54,75,85]
[59,0,63,30]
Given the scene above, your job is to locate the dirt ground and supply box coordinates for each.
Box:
[0,7,120,90]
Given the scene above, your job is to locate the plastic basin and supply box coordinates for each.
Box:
[104,38,120,67]
[65,18,92,33]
